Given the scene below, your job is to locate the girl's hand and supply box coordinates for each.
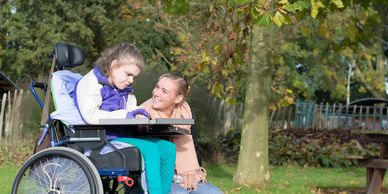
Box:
[126,108,149,119]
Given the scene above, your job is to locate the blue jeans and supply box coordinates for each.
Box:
[113,137,176,194]
[170,182,222,194]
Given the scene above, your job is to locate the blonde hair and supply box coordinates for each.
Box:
[159,73,190,98]
[95,43,144,76]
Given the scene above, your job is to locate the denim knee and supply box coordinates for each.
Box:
[170,183,189,194]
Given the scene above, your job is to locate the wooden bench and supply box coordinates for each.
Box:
[352,130,388,194]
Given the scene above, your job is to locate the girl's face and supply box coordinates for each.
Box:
[151,77,183,113]
[108,58,141,90]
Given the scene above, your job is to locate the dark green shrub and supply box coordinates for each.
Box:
[269,128,379,167]
[203,128,380,167]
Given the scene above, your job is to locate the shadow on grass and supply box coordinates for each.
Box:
[205,163,234,178]
[315,187,369,194]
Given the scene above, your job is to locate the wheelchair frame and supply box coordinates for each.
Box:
[12,43,145,194]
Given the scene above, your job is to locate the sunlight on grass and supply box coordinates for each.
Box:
[3,162,388,194]
[0,163,19,194]
[205,163,388,194]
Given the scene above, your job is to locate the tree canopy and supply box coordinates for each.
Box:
[0,0,178,81]
[0,0,386,188]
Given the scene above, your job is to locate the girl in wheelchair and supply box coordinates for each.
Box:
[74,43,176,194]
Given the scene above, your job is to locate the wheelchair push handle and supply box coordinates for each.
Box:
[29,81,48,109]
[32,81,47,89]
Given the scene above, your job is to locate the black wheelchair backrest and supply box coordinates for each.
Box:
[55,42,84,68]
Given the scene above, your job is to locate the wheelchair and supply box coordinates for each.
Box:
[11,43,147,194]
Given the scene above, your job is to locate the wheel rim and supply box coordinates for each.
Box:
[16,156,92,194]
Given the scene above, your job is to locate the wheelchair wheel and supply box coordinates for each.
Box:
[12,147,103,194]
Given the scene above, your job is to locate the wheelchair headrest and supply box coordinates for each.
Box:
[55,42,84,68]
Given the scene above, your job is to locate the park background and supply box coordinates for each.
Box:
[0,0,387,193]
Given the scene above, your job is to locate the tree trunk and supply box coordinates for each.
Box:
[233,25,271,186]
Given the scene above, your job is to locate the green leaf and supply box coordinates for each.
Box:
[345,25,358,42]
[283,1,310,13]
[226,96,237,105]
[211,83,225,98]
[331,0,344,8]
[256,12,272,26]
[164,0,190,15]
[232,0,255,4]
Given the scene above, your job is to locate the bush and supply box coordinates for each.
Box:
[269,128,379,167]
[203,128,380,167]
[0,138,35,166]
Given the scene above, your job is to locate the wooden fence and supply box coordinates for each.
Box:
[269,101,388,130]
[0,89,25,145]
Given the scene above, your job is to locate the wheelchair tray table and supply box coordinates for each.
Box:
[70,118,193,136]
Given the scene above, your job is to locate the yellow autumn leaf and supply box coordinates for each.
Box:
[201,52,210,62]
[214,45,222,54]
[272,11,285,27]
[279,0,288,4]
[340,47,353,58]
[311,0,325,18]
[211,83,224,98]
[331,0,344,8]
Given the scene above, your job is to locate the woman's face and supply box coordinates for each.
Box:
[109,58,141,90]
[151,77,183,111]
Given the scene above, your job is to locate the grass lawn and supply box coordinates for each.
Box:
[2,162,387,194]
[206,163,388,194]
[0,163,20,194]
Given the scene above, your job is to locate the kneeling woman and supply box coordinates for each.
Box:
[141,73,222,194]
[75,43,175,194]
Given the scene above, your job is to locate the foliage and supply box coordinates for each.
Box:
[0,0,179,81]
[162,1,387,107]
[208,128,380,167]
[272,4,387,105]
[268,128,378,167]
[20,90,45,134]
[0,138,35,166]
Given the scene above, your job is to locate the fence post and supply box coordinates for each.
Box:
[366,106,370,130]
[318,103,323,129]
[269,109,276,129]
[4,91,12,142]
[0,93,6,143]
[380,106,383,130]
[12,89,23,145]
[325,102,329,129]
[338,103,343,129]
[10,90,17,144]
[287,106,294,129]
[386,106,388,129]
[359,105,363,129]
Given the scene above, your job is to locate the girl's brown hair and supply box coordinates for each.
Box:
[95,43,144,76]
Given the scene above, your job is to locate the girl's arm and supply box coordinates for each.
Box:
[75,72,129,124]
